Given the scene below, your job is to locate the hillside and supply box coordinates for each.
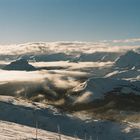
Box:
[0,95,140,140]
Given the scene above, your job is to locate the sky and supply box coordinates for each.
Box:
[0,0,140,44]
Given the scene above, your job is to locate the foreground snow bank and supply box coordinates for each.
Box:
[0,120,78,140]
[0,96,140,140]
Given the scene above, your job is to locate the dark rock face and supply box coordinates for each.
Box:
[3,59,36,71]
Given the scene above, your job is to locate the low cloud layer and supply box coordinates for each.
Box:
[0,70,88,101]
[0,38,140,56]
[0,38,140,105]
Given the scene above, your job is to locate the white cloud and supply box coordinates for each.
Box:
[74,91,93,104]
[112,38,140,43]
[0,70,81,86]
[0,38,140,56]
[0,70,83,98]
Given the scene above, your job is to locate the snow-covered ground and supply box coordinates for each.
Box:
[0,121,78,140]
[0,96,140,140]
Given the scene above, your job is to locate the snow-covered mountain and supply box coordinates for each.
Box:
[115,50,140,69]
[72,52,121,62]
[3,59,36,71]
[67,78,140,104]
[0,41,140,139]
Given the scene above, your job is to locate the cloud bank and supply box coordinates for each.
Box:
[0,38,140,56]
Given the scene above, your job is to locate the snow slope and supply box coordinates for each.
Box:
[0,96,140,140]
[70,77,140,103]
[0,121,78,140]
[115,51,140,69]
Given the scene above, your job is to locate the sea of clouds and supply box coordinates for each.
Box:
[0,38,140,103]
[0,38,140,56]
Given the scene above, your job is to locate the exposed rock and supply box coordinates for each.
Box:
[3,59,36,71]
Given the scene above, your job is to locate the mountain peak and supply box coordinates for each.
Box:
[3,59,36,71]
[115,50,140,69]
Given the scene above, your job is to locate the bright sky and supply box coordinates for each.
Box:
[0,0,140,43]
